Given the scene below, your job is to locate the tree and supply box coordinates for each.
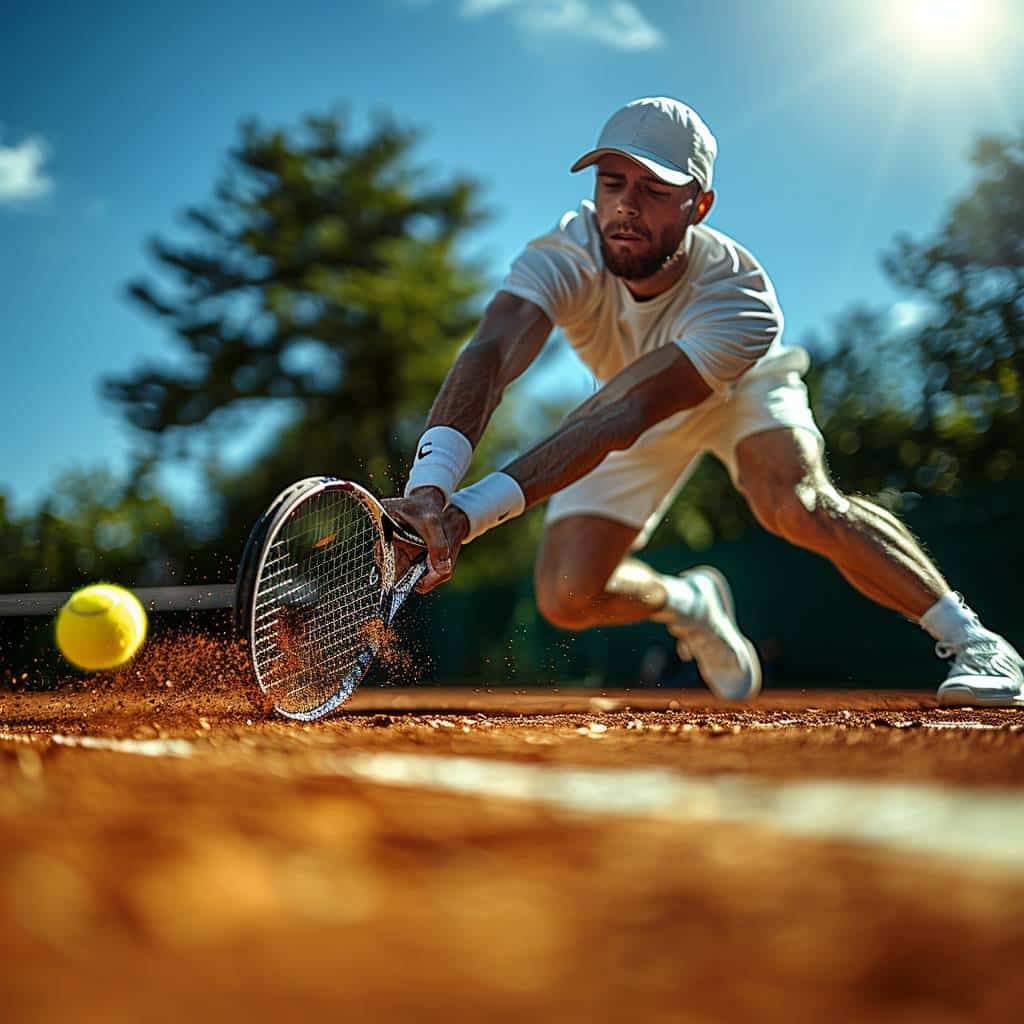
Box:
[809,129,1024,501]
[0,467,188,593]
[107,111,498,567]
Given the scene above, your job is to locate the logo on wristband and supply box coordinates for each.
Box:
[417,442,433,460]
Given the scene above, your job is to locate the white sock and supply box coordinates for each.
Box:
[920,592,981,646]
[652,574,697,622]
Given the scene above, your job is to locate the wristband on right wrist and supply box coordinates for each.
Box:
[450,472,526,544]
[403,425,473,504]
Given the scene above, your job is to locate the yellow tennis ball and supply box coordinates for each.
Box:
[55,584,148,671]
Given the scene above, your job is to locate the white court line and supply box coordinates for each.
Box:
[922,720,1002,731]
[51,734,195,758]
[0,731,194,758]
[321,751,1024,872]
[3,731,1023,872]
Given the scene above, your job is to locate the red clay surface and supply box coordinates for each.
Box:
[1,634,1023,1023]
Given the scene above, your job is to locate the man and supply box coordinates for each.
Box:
[387,96,1023,707]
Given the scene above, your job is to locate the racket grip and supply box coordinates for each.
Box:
[388,560,430,623]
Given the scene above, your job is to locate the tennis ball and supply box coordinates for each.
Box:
[55,584,148,672]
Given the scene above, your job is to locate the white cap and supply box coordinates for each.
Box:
[571,97,717,192]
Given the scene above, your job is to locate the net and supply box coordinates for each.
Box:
[250,487,388,719]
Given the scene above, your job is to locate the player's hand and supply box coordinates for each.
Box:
[384,487,470,593]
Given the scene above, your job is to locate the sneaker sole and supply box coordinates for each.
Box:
[686,565,763,701]
[937,681,1024,708]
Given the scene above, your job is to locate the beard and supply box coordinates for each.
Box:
[599,223,684,281]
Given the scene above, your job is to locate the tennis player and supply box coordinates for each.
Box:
[388,96,1023,707]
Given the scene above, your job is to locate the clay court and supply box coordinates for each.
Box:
[0,634,1022,1023]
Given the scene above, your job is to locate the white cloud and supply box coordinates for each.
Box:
[460,0,663,51]
[0,134,54,205]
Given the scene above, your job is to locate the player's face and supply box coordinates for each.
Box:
[594,154,699,281]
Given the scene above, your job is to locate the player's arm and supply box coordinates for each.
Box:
[442,346,712,562]
[505,344,711,505]
[424,290,553,444]
[385,291,552,582]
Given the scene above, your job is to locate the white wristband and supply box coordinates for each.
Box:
[404,426,473,504]
[450,472,526,544]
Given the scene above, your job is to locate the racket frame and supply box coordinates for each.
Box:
[235,477,428,721]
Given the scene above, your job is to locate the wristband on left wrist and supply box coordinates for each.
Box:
[450,472,526,544]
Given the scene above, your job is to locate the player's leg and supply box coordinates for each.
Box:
[733,427,946,617]
[733,425,1023,706]
[534,515,760,699]
[533,418,704,632]
[533,515,667,629]
[533,428,761,699]
[535,515,736,630]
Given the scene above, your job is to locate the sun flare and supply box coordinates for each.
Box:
[894,0,995,50]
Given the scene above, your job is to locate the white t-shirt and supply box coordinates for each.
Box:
[501,201,808,394]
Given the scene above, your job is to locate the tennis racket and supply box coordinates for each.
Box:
[235,477,429,721]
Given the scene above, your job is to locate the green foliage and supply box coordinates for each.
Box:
[641,459,751,553]
[0,467,189,594]
[107,111,495,553]
[809,130,1024,500]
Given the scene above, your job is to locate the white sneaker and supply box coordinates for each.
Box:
[936,632,1024,707]
[659,566,762,701]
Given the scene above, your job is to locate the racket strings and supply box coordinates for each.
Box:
[251,490,386,715]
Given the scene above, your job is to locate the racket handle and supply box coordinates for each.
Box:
[387,561,429,624]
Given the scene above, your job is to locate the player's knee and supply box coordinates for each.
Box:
[534,572,600,631]
[770,481,849,552]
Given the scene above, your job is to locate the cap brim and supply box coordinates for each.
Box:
[570,147,695,187]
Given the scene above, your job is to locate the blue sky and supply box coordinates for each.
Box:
[3,0,1022,516]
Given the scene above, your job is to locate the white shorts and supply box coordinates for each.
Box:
[545,348,823,550]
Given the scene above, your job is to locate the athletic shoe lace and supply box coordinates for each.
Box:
[933,594,987,668]
[935,635,1024,680]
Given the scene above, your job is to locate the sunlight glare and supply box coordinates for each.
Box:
[895,0,994,50]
